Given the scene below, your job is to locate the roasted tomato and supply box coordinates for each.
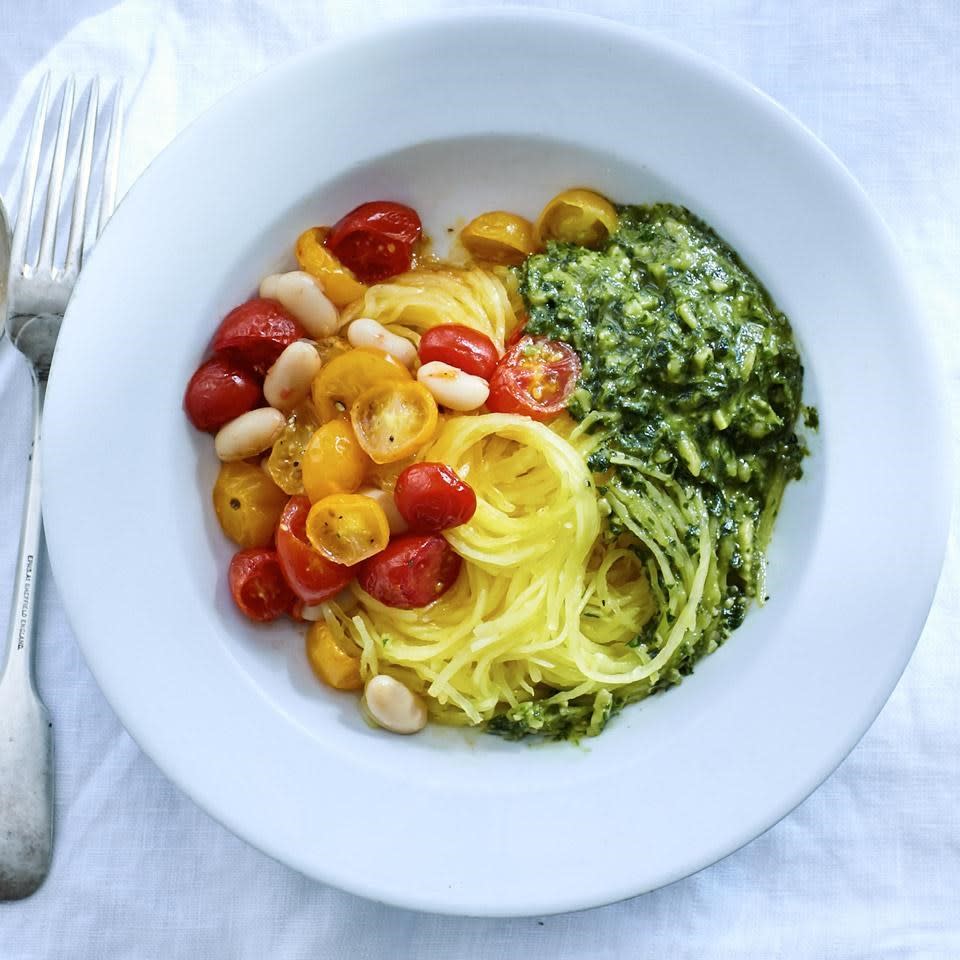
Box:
[357,533,462,609]
[305,622,363,691]
[366,456,415,493]
[350,381,438,464]
[460,211,536,266]
[212,462,289,548]
[295,227,368,307]
[228,548,295,622]
[324,201,422,283]
[311,347,411,422]
[505,314,528,349]
[184,356,262,432]
[535,188,618,249]
[417,325,499,380]
[486,336,581,422]
[313,335,352,366]
[394,463,476,532]
[212,297,306,375]
[276,496,354,604]
[301,420,370,502]
[265,402,321,495]
[305,494,390,566]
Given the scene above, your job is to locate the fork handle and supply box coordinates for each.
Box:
[0,369,53,900]
[1,372,46,694]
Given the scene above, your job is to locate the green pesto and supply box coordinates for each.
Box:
[489,204,810,741]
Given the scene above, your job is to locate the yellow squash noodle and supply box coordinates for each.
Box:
[319,414,661,730]
[338,265,516,350]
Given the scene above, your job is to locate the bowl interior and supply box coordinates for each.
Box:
[190,133,826,779]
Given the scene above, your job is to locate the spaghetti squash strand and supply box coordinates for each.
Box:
[339,266,514,351]
[327,266,740,735]
[327,412,679,731]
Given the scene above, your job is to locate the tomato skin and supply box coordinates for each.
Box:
[357,534,462,609]
[305,494,390,566]
[505,315,528,350]
[486,336,581,422]
[265,402,320,495]
[301,420,370,502]
[295,227,367,307]
[228,548,296,622]
[212,462,289,548]
[212,298,306,375]
[417,325,499,380]
[184,357,262,432]
[276,497,354,604]
[350,380,438,464]
[394,463,476,532]
[535,188,618,249]
[328,233,412,285]
[327,201,421,248]
[289,598,307,623]
[306,622,362,691]
[311,347,411,423]
[324,201,422,284]
[459,211,536,266]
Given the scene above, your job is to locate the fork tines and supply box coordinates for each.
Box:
[11,74,123,281]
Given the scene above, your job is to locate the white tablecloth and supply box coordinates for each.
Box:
[1,1,958,956]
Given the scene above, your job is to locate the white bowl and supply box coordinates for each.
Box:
[42,10,950,916]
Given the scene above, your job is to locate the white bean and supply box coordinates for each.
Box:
[298,603,326,622]
[346,318,418,368]
[214,408,286,462]
[364,675,428,735]
[358,486,408,535]
[260,271,339,338]
[417,361,489,411]
[263,340,322,411]
[299,589,358,622]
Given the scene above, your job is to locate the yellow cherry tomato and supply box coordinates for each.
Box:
[212,462,288,548]
[301,420,370,502]
[295,227,368,307]
[265,402,321,495]
[350,381,439,465]
[535,188,618,249]
[305,494,390,566]
[305,622,362,691]
[366,456,415,492]
[460,211,537,266]
[311,347,411,422]
[314,335,351,366]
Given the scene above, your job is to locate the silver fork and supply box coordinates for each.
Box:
[0,75,122,900]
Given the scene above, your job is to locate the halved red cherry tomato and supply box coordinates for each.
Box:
[276,497,354,604]
[394,463,476,532]
[486,336,581,422]
[324,201,422,283]
[357,534,462,609]
[184,356,261,432]
[228,548,295,622]
[417,325,499,380]
[212,298,306,375]
[505,314,528,349]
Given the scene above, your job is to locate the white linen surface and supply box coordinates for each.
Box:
[0,1,958,956]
